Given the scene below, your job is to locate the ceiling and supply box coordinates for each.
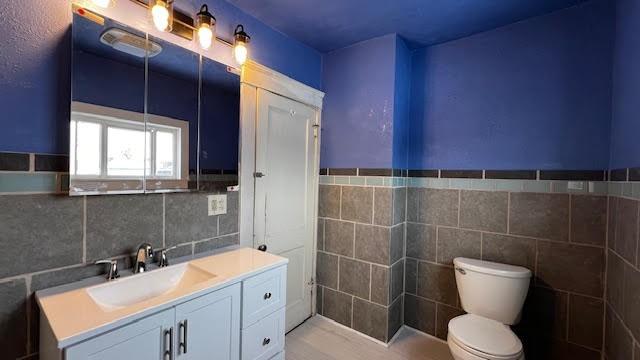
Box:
[225,0,590,52]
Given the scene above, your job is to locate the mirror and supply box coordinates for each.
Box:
[70,13,147,194]
[199,57,240,191]
[69,11,240,196]
[146,36,199,192]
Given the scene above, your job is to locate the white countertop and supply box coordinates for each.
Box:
[36,247,288,348]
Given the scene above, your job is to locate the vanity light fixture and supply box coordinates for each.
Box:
[91,0,112,8]
[150,0,173,32]
[195,4,216,50]
[233,25,250,65]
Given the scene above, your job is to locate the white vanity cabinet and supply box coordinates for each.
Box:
[40,252,288,360]
[240,266,287,360]
[64,283,241,360]
[64,308,174,360]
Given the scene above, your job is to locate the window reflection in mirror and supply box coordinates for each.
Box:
[70,13,147,194]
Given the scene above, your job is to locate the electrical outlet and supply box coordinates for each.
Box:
[207,194,227,216]
[567,181,584,191]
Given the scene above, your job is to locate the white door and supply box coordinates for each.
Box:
[254,89,317,332]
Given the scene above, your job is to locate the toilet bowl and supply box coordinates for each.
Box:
[448,314,524,360]
[447,258,531,360]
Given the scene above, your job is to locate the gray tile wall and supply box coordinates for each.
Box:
[0,191,239,360]
[605,195,640,360]
[403,188,606,360]
[316,185,406,342]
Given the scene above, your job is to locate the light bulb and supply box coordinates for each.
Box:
[234,42,247,65]
[92,0,111,8]
[233,25,250,65]
[152,2,170,31]
[198,25,213,50]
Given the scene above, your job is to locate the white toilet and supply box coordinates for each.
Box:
[447,257,531,360]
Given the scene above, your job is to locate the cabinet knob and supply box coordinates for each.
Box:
[263,337,271,346]
[264,292,272,300]
[257,244,267,252]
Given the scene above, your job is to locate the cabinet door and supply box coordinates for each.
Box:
[65,309,174,360]
[174,283,241,360]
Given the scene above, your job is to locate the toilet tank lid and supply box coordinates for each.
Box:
[453,258,531,279]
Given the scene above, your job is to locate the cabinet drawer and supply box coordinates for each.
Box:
[269,351,285,360]
[241,308,285,360]
[242,266,286,327]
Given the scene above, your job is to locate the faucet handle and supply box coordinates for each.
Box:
[157,246,178,267]
[95,259,120,281]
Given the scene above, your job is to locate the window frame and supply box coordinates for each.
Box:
[70,102,188,183]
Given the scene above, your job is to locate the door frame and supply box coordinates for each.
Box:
[238,60,324,317]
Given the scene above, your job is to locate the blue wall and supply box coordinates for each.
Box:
[0,0,321,155]
[321,34,406,169]
[392,37,411,170]
[408,0,614,170]
[610,0,640,169]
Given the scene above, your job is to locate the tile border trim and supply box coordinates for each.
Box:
[320,168,626,181]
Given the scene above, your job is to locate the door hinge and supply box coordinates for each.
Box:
[254,172,265,178]
[312,124,319,138]
[308,277,315,286]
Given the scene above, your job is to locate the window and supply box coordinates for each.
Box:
[70,112,181,180]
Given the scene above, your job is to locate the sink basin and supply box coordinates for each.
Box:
[87,263,215,310]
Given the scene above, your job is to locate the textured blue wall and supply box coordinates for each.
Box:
[321,34,398,168]
[0,0,321,155]
[409,0,614,170]
[392,37,411,169]
[610,0,640,169]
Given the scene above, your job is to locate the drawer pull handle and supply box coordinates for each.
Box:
[179,319,188,354]
[263,337,271,346]
[164,327,173,360]
[264,292,272,300]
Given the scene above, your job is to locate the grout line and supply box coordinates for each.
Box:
[82,196,87,263]
[339,185,343,220]
[568,194,573,243]
[456,190,461,227]
[162,193,166,248]
[351,295,354,328]
[25,275,32,355]
[353,223,356,257]
[634,202,640,266]
[507,192,511,234]
[404,221,606,250]
[534,240,539,286]
[369,264,373,301]
[566,292,571,341]
[337,255,341,291]
[435,226,440,264]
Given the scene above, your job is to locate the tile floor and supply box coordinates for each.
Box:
[285,316,454,360]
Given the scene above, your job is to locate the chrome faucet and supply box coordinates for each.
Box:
[133,243,154,273]
[157,246,178,268]
[95,259,120,281]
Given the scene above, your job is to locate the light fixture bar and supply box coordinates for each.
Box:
[128,0,234,47]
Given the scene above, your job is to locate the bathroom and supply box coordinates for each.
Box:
[0,0,638,359]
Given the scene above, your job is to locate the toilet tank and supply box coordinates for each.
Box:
[453,258,531,325]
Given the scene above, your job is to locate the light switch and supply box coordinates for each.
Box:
[207,194,227,216]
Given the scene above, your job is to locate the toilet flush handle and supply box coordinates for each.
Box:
[455,267,466,275]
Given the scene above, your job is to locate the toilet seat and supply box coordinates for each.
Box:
[448,314,523,360]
